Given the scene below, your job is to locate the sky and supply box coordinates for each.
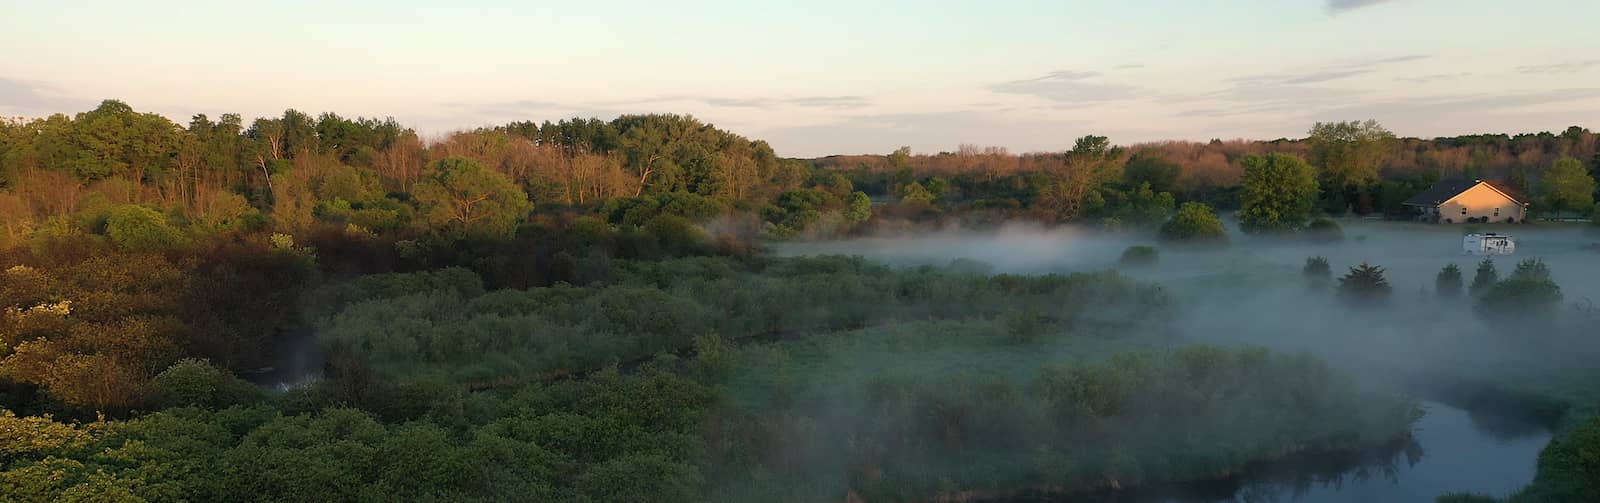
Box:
[3,0,1599,157]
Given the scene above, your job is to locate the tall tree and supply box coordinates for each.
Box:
[1308,120,1395,214]
[414,157,531,238]
[1436,263,1463,299]
[1122,153,1181,194]
[1238,153,1319,233]
[1035,135,1124,222]
[1537,156,1596,218]
[1469,258,1498,296]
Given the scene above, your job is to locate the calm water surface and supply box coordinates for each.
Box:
[1153,400,1550,502]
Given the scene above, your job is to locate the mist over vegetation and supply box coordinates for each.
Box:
[3,101,1600,501]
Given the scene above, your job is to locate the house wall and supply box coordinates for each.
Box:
[1437,183,1525,223]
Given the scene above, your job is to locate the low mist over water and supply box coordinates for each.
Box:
[777,220,1599,299]
[776,218,1599,500]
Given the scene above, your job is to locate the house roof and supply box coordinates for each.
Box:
[1480,179,1528,204]
[1402,179,1526,207]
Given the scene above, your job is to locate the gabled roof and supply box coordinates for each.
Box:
[1403,179,1525,207]
[1479,179,1527,204]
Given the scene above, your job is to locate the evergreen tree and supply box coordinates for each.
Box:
[1338,262,1392,306]
[1510,258,1552,282]
[1478,265,1563,322]
[1303,256,1331,290]
[1436,263,1463,299]
[1469,258,1498,296]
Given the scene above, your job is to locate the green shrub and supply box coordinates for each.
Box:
[151,359,261,409]
[1158,202,1228,246]
[106,205,183,250]
[1306,217,1343,243]
[1527,415,1600,501]
[1476,277,1562,322]
[645,215,707,256]
[1119,245,1159,267]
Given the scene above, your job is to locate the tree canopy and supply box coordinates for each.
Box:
[1238,153,1319,233]
[414,157,531,238]
[1158,202,1227,245]
[1537,156,1596,218]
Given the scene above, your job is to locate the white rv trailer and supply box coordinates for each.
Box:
[1463,233,1515,255]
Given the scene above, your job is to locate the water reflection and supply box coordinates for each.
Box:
[1005,401,1550,503]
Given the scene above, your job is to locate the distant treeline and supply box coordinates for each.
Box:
[816,128,1600,197]
[4,101,1597,254]
[817,125,1600,220]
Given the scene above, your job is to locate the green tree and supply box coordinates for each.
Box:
[898,181,935,205]
[1436,263,1463,299]
[1238,153,1319,233]
[1122,153,1181,194]
[1537,156,1597,218]
[1035,135,1125,222]
[1338,263,1392,307]
[815,173,854,199]
[924,176,951,200]
[887,146,912,171]
[1469,258,1498,296]
[681,156,725,196]
[1477,275,1562,322]
[1109,183,1175,228]
[1511,258,1552,282]
[414,157,531,238]
[1304,256,1331,290]
[105,205,183,250]
[845,191,872,223]
[1308,120,1395,214]
[1158,202,1227,245]
[150,359,261,409]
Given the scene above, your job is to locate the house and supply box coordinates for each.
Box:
[1402,179,1528,224]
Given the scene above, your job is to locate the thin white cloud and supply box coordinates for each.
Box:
[1231,54,1428,85]
[1327,0,1398,14]
[1398,72,1472,84]
[1516,60,1600,74]
[989,71,1140,104]
[784,96,870,109]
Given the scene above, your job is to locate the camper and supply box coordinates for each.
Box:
[1463,233,1515,255]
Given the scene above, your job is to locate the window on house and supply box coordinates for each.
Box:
[1494,208,1500,217]
[1461,208,1468,215]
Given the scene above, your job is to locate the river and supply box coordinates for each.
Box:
[1072,400,1553,503]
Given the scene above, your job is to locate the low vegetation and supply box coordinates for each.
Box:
[712,344,1421,501]
[1119,245,1159,267]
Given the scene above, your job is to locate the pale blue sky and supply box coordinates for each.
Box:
[3,0,1598,156]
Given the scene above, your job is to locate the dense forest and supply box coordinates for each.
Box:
[3,100,1600,501]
